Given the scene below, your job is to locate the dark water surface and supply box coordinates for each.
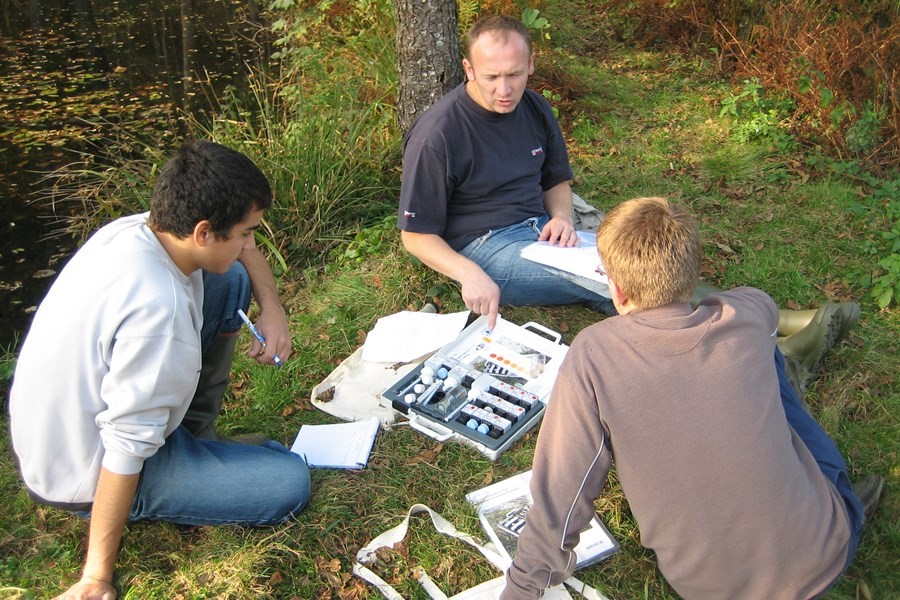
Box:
[0,0,267,350]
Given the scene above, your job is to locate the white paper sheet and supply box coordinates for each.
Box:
[520,231,609,285]
[361,310,470,363]
[290,416,380,469]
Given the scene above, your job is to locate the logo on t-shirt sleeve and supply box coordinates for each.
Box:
[530,146,544,156]
[404,210,416,218]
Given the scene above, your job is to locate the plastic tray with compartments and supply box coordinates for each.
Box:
[382,314,569,460]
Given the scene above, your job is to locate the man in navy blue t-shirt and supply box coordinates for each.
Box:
[397,15,613,331]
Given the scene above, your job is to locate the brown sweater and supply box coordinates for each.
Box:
[502,288,851,600]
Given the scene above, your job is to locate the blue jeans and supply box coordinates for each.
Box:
[129,427,310,526]
[774,349,863,576]
[459,215,613,311]
[201,262,253,352]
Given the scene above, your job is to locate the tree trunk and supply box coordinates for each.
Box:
[72,0,110,72]
[29,0,42,31]
[180,0,195,113]
[393,0,463,136]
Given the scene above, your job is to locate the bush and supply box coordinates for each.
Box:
[598,0,899,169]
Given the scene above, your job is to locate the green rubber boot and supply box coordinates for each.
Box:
[776,303,860,390]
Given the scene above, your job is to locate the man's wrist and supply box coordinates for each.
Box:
[256,298,287,316]
[81,574,113,584]
[548,213,574,225]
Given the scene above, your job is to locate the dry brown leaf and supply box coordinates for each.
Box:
[408,443,444,464]
[481,469,494,486]
[338,579,371,600]
[315,386,336,403]
[714,242,736,255]
[319,557,341,573]
[822,279,855,302]
[315,556,347,590]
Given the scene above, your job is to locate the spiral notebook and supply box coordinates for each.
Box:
[290,416,380,469]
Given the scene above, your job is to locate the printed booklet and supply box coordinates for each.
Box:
[465,470,619,568]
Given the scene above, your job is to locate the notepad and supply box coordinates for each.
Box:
[520,231,608,285]
[290,416,380,469]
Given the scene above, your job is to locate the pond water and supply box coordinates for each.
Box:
[0,0,268,350]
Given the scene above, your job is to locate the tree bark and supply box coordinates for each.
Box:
[180,0,195,113]
[29,0,42,31]
[393,0,463,137]
[72,0,110,72]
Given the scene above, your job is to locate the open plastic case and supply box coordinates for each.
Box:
[382,314,569,460]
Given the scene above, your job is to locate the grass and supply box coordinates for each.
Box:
[1,0,898,598]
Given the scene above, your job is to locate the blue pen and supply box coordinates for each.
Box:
[237,309,284,367]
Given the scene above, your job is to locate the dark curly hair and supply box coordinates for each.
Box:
[148,140,272,239]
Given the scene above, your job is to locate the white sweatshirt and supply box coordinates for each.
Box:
[10,213,203,504]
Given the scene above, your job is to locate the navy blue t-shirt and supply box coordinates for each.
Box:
[397,83,573,251]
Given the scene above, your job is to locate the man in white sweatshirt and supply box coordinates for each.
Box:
[9,140,310,599]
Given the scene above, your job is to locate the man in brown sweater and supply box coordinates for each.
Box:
[501,197,877,599]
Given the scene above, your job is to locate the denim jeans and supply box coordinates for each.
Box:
[200,262,253,352]
[774,349,863,575]
[128,426,310,526]
[459,215,613,310]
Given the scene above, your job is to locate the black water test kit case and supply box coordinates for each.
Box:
[382,315,569,460]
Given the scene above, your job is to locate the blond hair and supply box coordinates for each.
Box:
[597,197,700,309]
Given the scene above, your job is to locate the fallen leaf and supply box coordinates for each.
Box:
[315,556,348,590]
[481,469,494,486]
[408,443,444,464]
[338,576,372,600]
[822,279,855,302]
